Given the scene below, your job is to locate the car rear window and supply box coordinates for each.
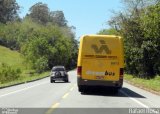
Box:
[52,68,65,71]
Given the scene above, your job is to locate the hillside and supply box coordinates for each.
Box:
[0,45,25,69]
[0,45,49,87]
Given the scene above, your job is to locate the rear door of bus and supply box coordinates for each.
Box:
[81,36,123,81]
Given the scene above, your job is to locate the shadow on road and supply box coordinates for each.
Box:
[81,87,146,98]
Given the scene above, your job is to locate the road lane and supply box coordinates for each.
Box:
[56,85,146,108]
[0,70,159,110]
[0,70,76,108]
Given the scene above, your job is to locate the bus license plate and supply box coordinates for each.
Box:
[95,76,105,80]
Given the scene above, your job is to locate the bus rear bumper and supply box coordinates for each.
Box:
[77,77,123,89]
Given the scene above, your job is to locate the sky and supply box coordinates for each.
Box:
[16,0,122,38]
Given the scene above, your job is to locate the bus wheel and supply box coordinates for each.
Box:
[78,86,86,93]
[113,88,119,94]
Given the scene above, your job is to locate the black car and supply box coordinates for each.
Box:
[50,66,69,83]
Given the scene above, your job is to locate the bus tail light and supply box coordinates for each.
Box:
[77,66,82,76]
[120,68,124,79]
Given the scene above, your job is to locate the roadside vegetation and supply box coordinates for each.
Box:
[0,71,50,88]
[125,74,160,92]
[0,0,78,86]
[0,45,50,87]
[98,0,160,92]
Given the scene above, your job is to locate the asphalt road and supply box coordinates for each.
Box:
[0,70,160,114]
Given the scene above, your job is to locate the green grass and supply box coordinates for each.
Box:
[0,46,25,69]
[0,45,30,75]
[0,71,50,88]
[0,46,23,66]
[124,74,160,92]
[0,45,49,88]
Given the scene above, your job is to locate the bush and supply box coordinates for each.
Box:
[34,57,49,73]
[0,63,21,84]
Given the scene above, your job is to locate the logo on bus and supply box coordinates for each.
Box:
[86,70,115,76]
[91,40,111,54]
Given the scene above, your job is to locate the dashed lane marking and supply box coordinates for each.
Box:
[62,93,69,99]
[45,103,60,114]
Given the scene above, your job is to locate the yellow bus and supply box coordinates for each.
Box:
[77,35,124,93]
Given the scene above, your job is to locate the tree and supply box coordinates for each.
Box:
[107,0,160,78]
[140,3,160,76]
[0,2,78,73]
[49,11,67,26]
[0,0,20,23]
[98,28,119,35]
[28,2,50,24]
[20,21,78,72]
[28,3,68,26]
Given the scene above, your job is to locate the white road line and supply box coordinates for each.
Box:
[120,90,149,108]
[0,81,48,98]
[120,90,159,113]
